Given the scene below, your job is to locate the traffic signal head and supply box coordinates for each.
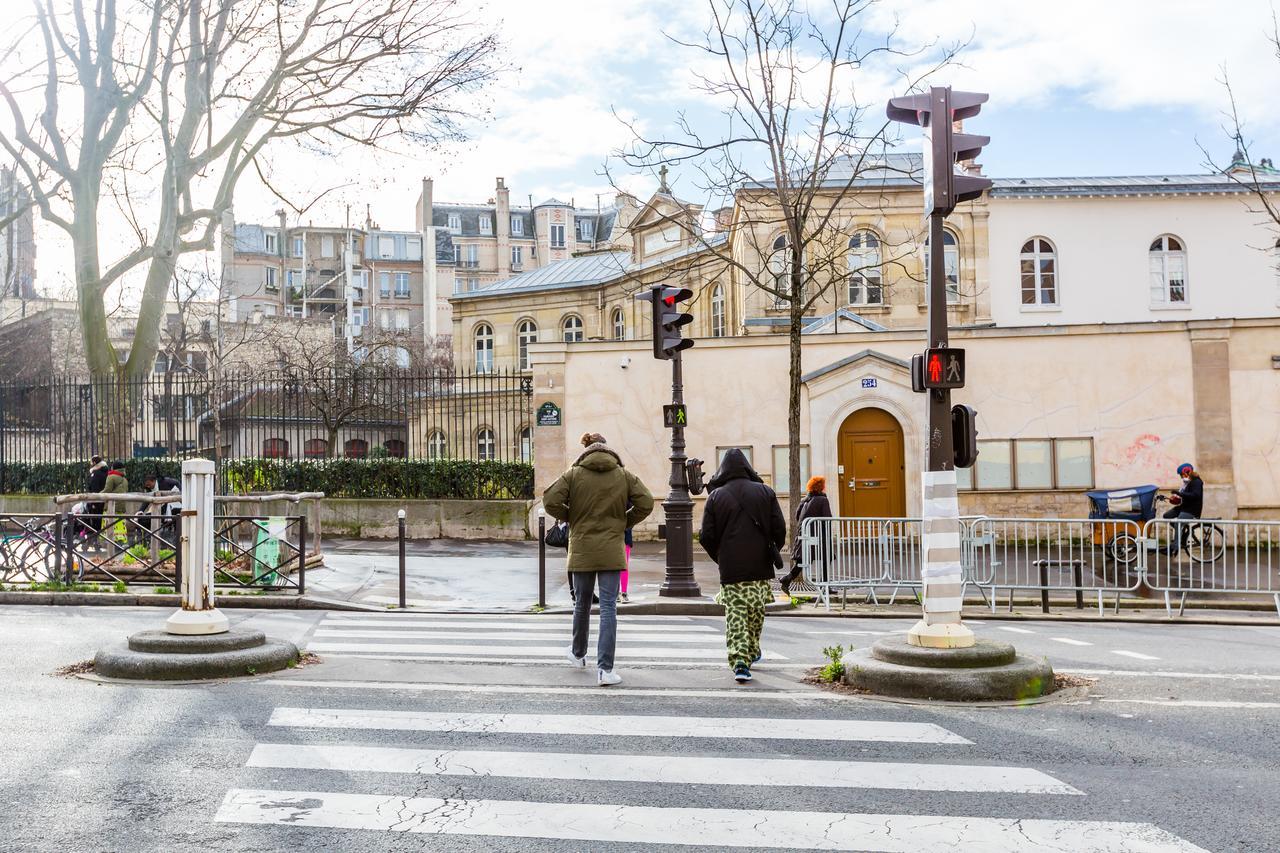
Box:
[638,285,695,360]
[887,86,992,217]
[952,404,979,468]
[919,346,965,390]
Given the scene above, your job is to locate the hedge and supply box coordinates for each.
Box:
[0,458,534,501]
[224,458,534,500]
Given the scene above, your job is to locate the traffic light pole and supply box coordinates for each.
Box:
[911,211,975,648]
[659,349,700,597]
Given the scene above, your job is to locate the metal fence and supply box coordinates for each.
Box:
[801,515,1280,617]
[0,368,534,490]
[0,509,308,591]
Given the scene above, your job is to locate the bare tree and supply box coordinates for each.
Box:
[615,0,956,517]
[1208,59,1280,235]
[0,0,498,451]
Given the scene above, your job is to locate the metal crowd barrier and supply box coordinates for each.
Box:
[1144,518,1280,617]
[799,514,1280,618]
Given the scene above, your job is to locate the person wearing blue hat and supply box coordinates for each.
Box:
[1164,462,1203,551]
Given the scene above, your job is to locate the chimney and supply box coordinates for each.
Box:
[496,177,511,275]
[416,177,434,231]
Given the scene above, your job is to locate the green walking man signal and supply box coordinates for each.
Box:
[664,404,688,428]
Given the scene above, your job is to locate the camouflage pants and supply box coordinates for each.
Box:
[716,580,772,670]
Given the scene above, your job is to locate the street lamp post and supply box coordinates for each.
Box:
[660,350,699,597]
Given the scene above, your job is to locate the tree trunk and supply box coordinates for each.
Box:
[787,275,804,539]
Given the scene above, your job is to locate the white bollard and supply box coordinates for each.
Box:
[166,458,229,635]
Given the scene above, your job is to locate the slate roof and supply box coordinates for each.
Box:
[433,204,535,239]
[990,171,1280,197]
[452,251,632,300]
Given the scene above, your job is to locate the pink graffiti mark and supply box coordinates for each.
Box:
[1123,434,1162,463]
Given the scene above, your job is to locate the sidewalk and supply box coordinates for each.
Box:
[307,538,725,611]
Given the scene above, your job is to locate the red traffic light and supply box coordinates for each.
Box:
[920,347,965,390]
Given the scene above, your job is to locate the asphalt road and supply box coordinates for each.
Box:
[1,605,1277,852]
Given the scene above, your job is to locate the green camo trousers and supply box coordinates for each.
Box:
[717,579,772,670]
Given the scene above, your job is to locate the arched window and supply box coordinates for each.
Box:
[611,308,625,341]
[562,314,584,343]
[516,320,538,371]
[924,229,960,303]
[518,426,533,463]
[262,438,289,459]
[427,430,448,461]
[768,234,796,307]
[1149,235,1188,305]
[476,427,496,461]
[711,285,726,338]
[344,438,369,459]
[383,439,406,458]
[1020,238,1058,306]
[303,438,328,459]
[847,231,883,305]
[474,323,494,373]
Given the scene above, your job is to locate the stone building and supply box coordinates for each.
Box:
[446,154,1280,523]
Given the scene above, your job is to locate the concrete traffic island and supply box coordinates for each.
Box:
[94,628,298,680]
[843,636,1054,702]
[89,459,299,681]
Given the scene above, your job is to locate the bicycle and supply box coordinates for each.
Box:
[1108,495,1226,566]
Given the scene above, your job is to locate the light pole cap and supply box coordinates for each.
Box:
[397,509,406,519]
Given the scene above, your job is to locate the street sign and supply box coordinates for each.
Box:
[536,402,562,426]
[921,347,965,390]
[663,404,688,428]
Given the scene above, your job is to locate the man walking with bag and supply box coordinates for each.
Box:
[544,433,653,686]
[699,449,787,683]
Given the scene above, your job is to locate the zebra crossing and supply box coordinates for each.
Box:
[214,693,1207,851]
[304,611,783,667]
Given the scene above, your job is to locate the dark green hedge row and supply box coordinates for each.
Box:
[0,458,534,500]
[224,458,534,500]
[0,460,185,496]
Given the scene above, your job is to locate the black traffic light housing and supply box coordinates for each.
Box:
[637,285,695,360]
[886,87,992,217]
[686,458,706,495]
[916,347,965,390]
[952,404,979,468]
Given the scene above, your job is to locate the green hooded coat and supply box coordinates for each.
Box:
[543,444,654,571]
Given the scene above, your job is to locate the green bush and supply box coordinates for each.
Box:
[0,457,533,501]
[0,459,185,496]
[221,457,535,500]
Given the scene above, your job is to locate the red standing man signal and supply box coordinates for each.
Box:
[928,353,943,384]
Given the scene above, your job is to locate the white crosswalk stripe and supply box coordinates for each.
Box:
[216,699,1209,851]
[305,612,783,665]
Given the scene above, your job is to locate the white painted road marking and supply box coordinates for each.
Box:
[1049,637,1092,646]
[301,653,812,669]
[1064,668,1280,682]
[306,641,780,660]
[267,707,972,744]
[215,789,1209,852]
[318,618,717,632]
[261,680,855,700]
[248,743,1081,794]
[996,626,1036,634]
[1102,699,1280,709]
[313,628,721,643]
[1111,650,1160,661]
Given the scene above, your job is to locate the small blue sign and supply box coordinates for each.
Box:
[861,377,878,389]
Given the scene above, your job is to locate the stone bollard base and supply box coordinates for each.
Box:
[94,628,298,681]
[843,636,1053,702]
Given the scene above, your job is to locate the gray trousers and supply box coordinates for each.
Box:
[571,570,621,672]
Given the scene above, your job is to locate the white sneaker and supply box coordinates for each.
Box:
[565,647,586,668]
[597,669,622,687]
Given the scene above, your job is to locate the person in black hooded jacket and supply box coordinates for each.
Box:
[699,448,786,683]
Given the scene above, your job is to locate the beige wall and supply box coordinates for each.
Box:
[531,318,1275,531]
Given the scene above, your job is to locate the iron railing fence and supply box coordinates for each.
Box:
[0,368,534,493]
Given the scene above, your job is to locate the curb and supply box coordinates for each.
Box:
[0,591,378,612]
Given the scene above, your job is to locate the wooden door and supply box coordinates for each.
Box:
[837,408,905,517]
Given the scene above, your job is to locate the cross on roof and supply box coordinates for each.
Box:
[658,165,670,194]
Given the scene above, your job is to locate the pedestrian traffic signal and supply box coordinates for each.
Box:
[918,347,965,390]
[638,285,695,360]
[886,86,992,217]
[952,404,979,468]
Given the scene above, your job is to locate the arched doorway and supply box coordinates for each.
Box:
[836,407,906,517]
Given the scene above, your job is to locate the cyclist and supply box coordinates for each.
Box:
[1164,462,1204,551]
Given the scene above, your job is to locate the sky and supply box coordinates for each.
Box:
[12,0,1280,296]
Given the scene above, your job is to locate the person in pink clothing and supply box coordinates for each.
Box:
[621,523,633,603]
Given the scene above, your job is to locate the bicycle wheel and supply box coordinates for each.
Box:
[1186,524,1226,564]
[14,538,57,583]
[1108,534,1140,565]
